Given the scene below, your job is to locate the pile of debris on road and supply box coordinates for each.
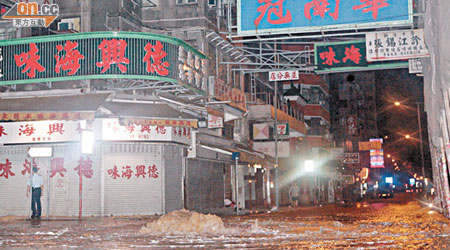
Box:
[140,209,226,235]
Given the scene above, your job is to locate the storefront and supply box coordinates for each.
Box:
[0,94,197,217]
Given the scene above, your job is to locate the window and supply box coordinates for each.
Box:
[208,0,216,6]
[177,0,197,4]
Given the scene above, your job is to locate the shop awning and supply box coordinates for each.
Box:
[103,101,198,128]
[219,146,273,166]
[0,92,111,121]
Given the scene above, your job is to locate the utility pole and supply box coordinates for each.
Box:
[417,102,426,178]
[274,41,279,209]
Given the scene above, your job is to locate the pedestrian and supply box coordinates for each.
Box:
[26,167,43,219]
[289,182,300,207]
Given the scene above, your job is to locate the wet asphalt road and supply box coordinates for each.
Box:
[1,193,449,249]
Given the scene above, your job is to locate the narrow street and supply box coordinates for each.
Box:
[1,193,449,249]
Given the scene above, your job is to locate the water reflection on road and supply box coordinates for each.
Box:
[1,194,449,249]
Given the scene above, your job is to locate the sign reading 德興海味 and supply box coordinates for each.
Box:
[238,0,412,36]
[0,32,207,87]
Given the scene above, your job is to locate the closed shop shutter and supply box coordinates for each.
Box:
[186,159,224,213]
[103,143,163,216]
[163,145,183,213]
[0,145,32,217]
[0,143,101,217]
[59,144,101,217]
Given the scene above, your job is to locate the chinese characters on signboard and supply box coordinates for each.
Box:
[0,112,93,122]
[343,153,360,164]
[207,114,223,129]
[107,164,159,180]
[315,41,409,73]
[0,156,88,180]
[366,29,429,61]
[100,118,191,145]
[0,32,207,88]
[0,120,82,144]
[213,78,247,111]
[269,70,299,81]
[409,58,423,74]
[238,0,412,36]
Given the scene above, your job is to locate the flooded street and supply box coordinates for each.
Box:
[1,193,449,249]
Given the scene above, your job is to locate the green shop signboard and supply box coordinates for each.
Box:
[314,40,407,73]
[0,32,207,86]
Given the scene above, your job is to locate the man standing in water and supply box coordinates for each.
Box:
[26,167,43,219]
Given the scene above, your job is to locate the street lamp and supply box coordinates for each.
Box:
[304,160,315,173]
[405,134,411,139]
[395,101,426,179]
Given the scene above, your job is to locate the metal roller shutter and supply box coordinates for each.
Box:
[186,159,225,213]
[0,143,101,217]
[102,143,163,216]
[0,145,32,217]
[163,145,183,214]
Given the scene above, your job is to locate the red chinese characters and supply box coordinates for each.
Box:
[122,165,133,179]
[108,165,120,179]
[22,159,37,175]
[107,164,159,179]
[342,45,362,64]
[135,165,146,178]
[14,43,45,78]
[254,0,292,28]
[48,123,64,135]
[50,158,67,178]
[304,0,340,20]
[140,125,151,134]
[0,125,7,137]
[320,47,340,66]
[0,159,14,179]
[96,39,130,73]
[353,0,389,20]
[55,41,85,75]
[19,124,36,137]
[156,126,166,134]
[126,124,135,134]
[143,41,170,76]
[74,156,93,178]
[148,165,159,178]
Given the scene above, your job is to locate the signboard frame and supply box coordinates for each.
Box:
[0,31,207,86]
[237,0,413,37]
[366,29,430,62]
[315,40,408,74]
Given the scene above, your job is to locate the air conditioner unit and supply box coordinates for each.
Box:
[58,18,80,32]
[208,0,217,7]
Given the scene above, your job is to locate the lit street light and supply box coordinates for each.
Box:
[394,101,426,179]
[405,134,411,139]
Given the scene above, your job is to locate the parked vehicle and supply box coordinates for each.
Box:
[377,183,394,198]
